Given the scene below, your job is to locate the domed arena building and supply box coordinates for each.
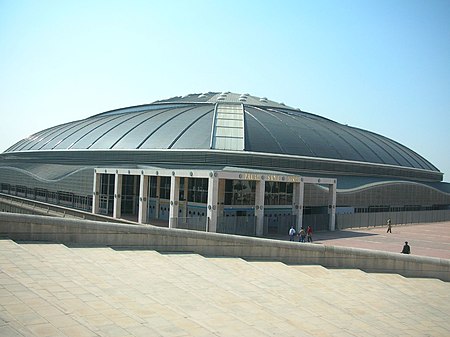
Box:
[1,92,449,236]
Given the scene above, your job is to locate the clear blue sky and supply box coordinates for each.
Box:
[1,0,449,181]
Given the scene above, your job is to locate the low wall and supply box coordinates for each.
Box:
[1,212,449,281]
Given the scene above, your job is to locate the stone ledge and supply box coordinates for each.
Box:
[1,212,449,281]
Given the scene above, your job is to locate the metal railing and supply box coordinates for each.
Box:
[336,210,450,229]
[0,193,137,224]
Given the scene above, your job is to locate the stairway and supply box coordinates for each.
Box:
[0,239,449,336]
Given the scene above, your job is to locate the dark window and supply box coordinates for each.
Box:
[188,178,208,203]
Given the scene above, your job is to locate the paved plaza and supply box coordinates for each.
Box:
[0,222,449,336]
[310,221,450,260]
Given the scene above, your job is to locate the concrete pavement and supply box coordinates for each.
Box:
[1,237,449,336]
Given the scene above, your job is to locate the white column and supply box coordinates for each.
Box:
[207,175,219,232]
[217,179,225,219]
[292,182,299,230]
[328,180,337,231]
[182,178,188,218]
[113,172,122,219]
[155,176,161,219]
[169,175,180,228]
[255,179,265,236]
[295,180,305,231]
[92,171,101,214]
[138,174,149,224]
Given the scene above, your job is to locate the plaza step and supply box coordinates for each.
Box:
[0,239,449,337]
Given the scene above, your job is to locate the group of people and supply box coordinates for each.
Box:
[288,219,411,254]
[289,225,313,243]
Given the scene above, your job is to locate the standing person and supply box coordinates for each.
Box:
[289,225,296,241]
[401,241,411,254]
[386,218,392,233]
[298,227,306,242]
[306,226,313,242]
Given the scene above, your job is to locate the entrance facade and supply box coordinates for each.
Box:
[92,168,337,236]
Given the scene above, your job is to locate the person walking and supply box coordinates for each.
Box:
[401,241,411,254]
[289,226,296,241]
[306,226,313,242]
[298,228,306,242]
[386,218,392,233]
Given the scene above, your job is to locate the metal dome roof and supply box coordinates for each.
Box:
[5,92,438,172]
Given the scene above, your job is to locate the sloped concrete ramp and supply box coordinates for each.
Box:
[0,239,449,337]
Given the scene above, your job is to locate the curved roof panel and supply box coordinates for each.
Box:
[4,92,438,172]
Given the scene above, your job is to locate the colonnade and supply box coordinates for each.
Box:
[92,168,337,235]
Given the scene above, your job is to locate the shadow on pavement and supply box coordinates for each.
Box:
[266,229,378,242]
[314,230,379,241]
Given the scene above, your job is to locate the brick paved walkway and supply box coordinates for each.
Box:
[279,221,450,260]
